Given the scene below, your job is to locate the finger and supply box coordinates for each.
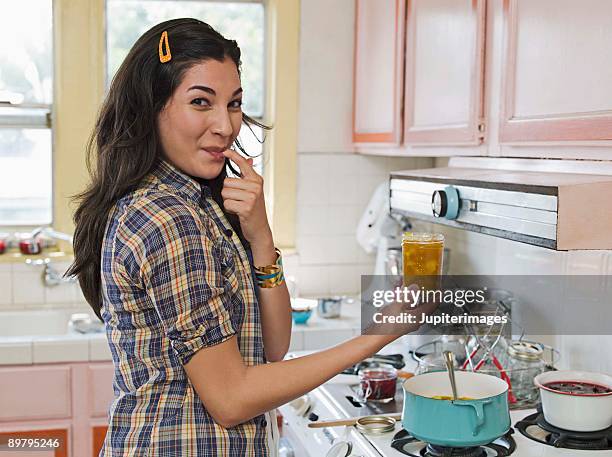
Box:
[223,149,257,179]
[224,177,260,192]
[221,187,256,203]
[223,199,248,215]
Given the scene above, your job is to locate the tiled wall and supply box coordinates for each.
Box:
[434,224,612,375]
[0,261,89,310]
[287,153,433,297]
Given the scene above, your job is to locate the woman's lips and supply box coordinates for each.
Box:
[202,148,225,161]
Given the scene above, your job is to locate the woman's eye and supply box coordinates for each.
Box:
[191,98,211,107]
[229,100,243,109]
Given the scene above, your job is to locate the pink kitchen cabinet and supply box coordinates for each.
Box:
[353,0,487,153]
[353,0,612,158]
[500,0,612,144]
[403,0,486,146]
[0,362,114,457]
[353,0,406,146]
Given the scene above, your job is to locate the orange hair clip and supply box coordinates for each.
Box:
[159,30,172,63]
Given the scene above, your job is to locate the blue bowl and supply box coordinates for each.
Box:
[292,309,312,324]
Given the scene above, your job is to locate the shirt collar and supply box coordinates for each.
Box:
[151,159,212,203]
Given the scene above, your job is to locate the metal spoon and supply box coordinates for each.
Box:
[443,350,458,401]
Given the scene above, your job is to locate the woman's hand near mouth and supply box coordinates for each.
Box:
[221,148,291,363]
[221,149,275,265]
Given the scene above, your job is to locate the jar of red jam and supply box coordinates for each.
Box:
[358,363,398,403]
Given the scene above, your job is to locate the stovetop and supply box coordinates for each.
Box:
[280,347,612,457]
[316,381,612,457]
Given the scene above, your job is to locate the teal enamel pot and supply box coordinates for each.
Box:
[402,371,510,447]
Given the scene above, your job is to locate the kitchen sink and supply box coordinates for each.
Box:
[0,309,99,337]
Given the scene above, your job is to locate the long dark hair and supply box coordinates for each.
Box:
[67,18,269,320]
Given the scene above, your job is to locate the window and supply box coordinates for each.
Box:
[0,0,53,226]
[106,0,266,172]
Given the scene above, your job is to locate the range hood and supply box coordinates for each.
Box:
[389,160,612,250]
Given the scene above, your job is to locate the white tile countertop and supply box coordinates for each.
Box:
[289,297,362,351]
[0,332,112,365]
[0,299,363,365]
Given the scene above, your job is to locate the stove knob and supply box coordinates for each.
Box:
[431,190,447,217]
[432,185,460,220]
[308,412,319,421]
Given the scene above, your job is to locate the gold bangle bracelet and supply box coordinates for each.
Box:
[255,248,284,288]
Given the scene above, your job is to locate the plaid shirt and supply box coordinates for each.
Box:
[100,159,268,456]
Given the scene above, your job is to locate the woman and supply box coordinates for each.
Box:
[68,18,428,456]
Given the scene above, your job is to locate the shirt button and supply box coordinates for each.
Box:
[224,228,233,237]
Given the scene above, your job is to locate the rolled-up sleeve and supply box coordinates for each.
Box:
[116,194,236,365]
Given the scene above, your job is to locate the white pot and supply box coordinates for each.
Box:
[534,370,612,432]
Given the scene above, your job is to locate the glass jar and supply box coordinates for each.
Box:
[358,363,398,403]
[402,232,444,290]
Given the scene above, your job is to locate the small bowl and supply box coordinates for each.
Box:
[292,308,312,325]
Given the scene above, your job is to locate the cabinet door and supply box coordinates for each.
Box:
[92,425,107,457]
[500,0,612,142]
[88,364,114,418]
[0,366,71,422]
[404,0,486,145]
[353,0,405,146]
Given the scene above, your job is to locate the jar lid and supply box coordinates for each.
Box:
[507,340,544,362]
[355,415,397,434]
[402,232,444,243]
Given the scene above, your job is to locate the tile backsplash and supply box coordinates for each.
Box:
[0,261,88,310]
[288,152,433,297]
[432,224,612,375]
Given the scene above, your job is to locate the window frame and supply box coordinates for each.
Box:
[0,0,55,230]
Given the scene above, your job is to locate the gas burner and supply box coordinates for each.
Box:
[424,443,486,457]
[516,409,612,451]
[390,429,516,457]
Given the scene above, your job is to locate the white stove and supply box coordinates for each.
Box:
[279,375,384,457]
[279,348,612,457]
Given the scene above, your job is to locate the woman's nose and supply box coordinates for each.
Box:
[210,108,233,137]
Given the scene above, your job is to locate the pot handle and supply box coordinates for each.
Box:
[454,400,491,436]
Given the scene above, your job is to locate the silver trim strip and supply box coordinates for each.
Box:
[390,193,557,240]
[390,179,557,211]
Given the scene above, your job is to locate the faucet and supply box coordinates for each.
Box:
[25,227,76,287]
[30,226,74,245]
[25,257,77,287]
